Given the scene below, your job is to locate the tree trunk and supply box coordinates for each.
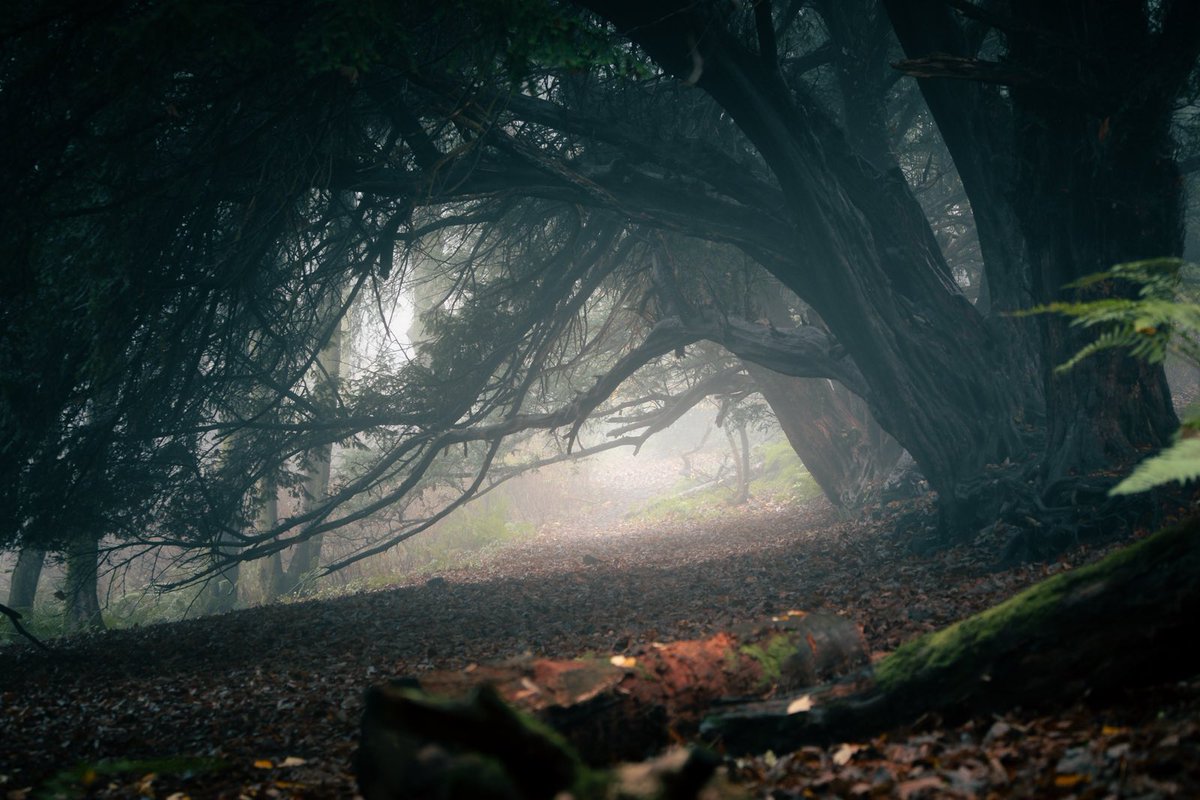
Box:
[585,2,1033,535]
[723,419,751,505]
[279,298,343,596]
[704,515,1200,752]
[750,366,903,509]
[257,478,284,602]
[7,545,45,615]
[63,536,104,632]
[1008,3,1185,485]
[201,534,241,614]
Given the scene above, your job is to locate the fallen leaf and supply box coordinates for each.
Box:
[787,694,814,714]
[253,760,274,769]
[897,775,946,799]
[832,743,860,766]
[1054,773,1088,788]
[278,756,306,768]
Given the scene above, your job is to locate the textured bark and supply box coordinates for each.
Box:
[63,536,104,632]
[704,516,1200,752]
[580,1,1031,535]
[750,366,903,509]
[6,545,45,615]
[1008,3,1187,483]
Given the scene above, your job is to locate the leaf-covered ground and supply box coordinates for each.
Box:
[2,496,1198,799]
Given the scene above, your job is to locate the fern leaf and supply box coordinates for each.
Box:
[1109,437,1200,495]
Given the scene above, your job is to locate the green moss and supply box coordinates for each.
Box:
[874,522,1190,691]
[739,634,800,687]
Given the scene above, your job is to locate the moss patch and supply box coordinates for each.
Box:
[740,634,801,687]
[874,522,1192,691]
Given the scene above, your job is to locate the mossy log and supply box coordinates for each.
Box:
[704,517,1200,753]
[406,611,866,763]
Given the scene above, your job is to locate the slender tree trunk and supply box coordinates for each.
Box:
[257,477,284,602]
[280,293,344,595]
[63,535,104,632]
[202,534,241,614]
[7,546,45,615]
[724,420,751,505]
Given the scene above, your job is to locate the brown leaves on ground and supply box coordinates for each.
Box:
[1,494,1197,798]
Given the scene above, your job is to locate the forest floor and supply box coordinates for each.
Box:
[2,492,1199,799]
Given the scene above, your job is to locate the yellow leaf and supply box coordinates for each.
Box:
[1101,725,1127,736]
[610,655,637,668]
[832,743,861,766]
[787,695,814,714]
[253,759,274,769]
[1054,774,1088,788]
[80,769,97,787]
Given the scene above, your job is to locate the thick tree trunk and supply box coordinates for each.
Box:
[886,0,1195,493]
[586,2,1033,535]
[63,536,104,632]
[704,515,1200,752]
[750,366,903,508]
[1009,4,1184,485]
[7,545,45,615]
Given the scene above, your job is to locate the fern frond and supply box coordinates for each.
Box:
[1109,437,1200,495]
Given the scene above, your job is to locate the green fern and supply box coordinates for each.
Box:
[1021,258,1200,495]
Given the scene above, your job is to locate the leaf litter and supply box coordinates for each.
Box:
[1,493,1197,798]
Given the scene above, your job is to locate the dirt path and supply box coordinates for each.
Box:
[1,496,1197,798]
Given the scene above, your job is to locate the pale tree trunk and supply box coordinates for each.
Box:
[278,297,344,597]
[723,419,751,505]
[7,546,45,615]
[201,533,241,614]
[63,536,104,632]
[257,477,284,602]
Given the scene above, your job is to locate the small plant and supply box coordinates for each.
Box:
[1021,258,1200,494]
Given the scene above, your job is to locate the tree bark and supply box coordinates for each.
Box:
[63,535,104,632]
[1007,2,1188,484]
[580,1,1033,535]
[7,545,45,615]
[749,366,903,509]
[704,515,1200,752]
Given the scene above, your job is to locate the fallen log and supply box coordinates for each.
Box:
[703,516,1200,753]
[410,611,867,763]
[356,612,868,797]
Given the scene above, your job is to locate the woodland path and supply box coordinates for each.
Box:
[1,495,1198,798]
